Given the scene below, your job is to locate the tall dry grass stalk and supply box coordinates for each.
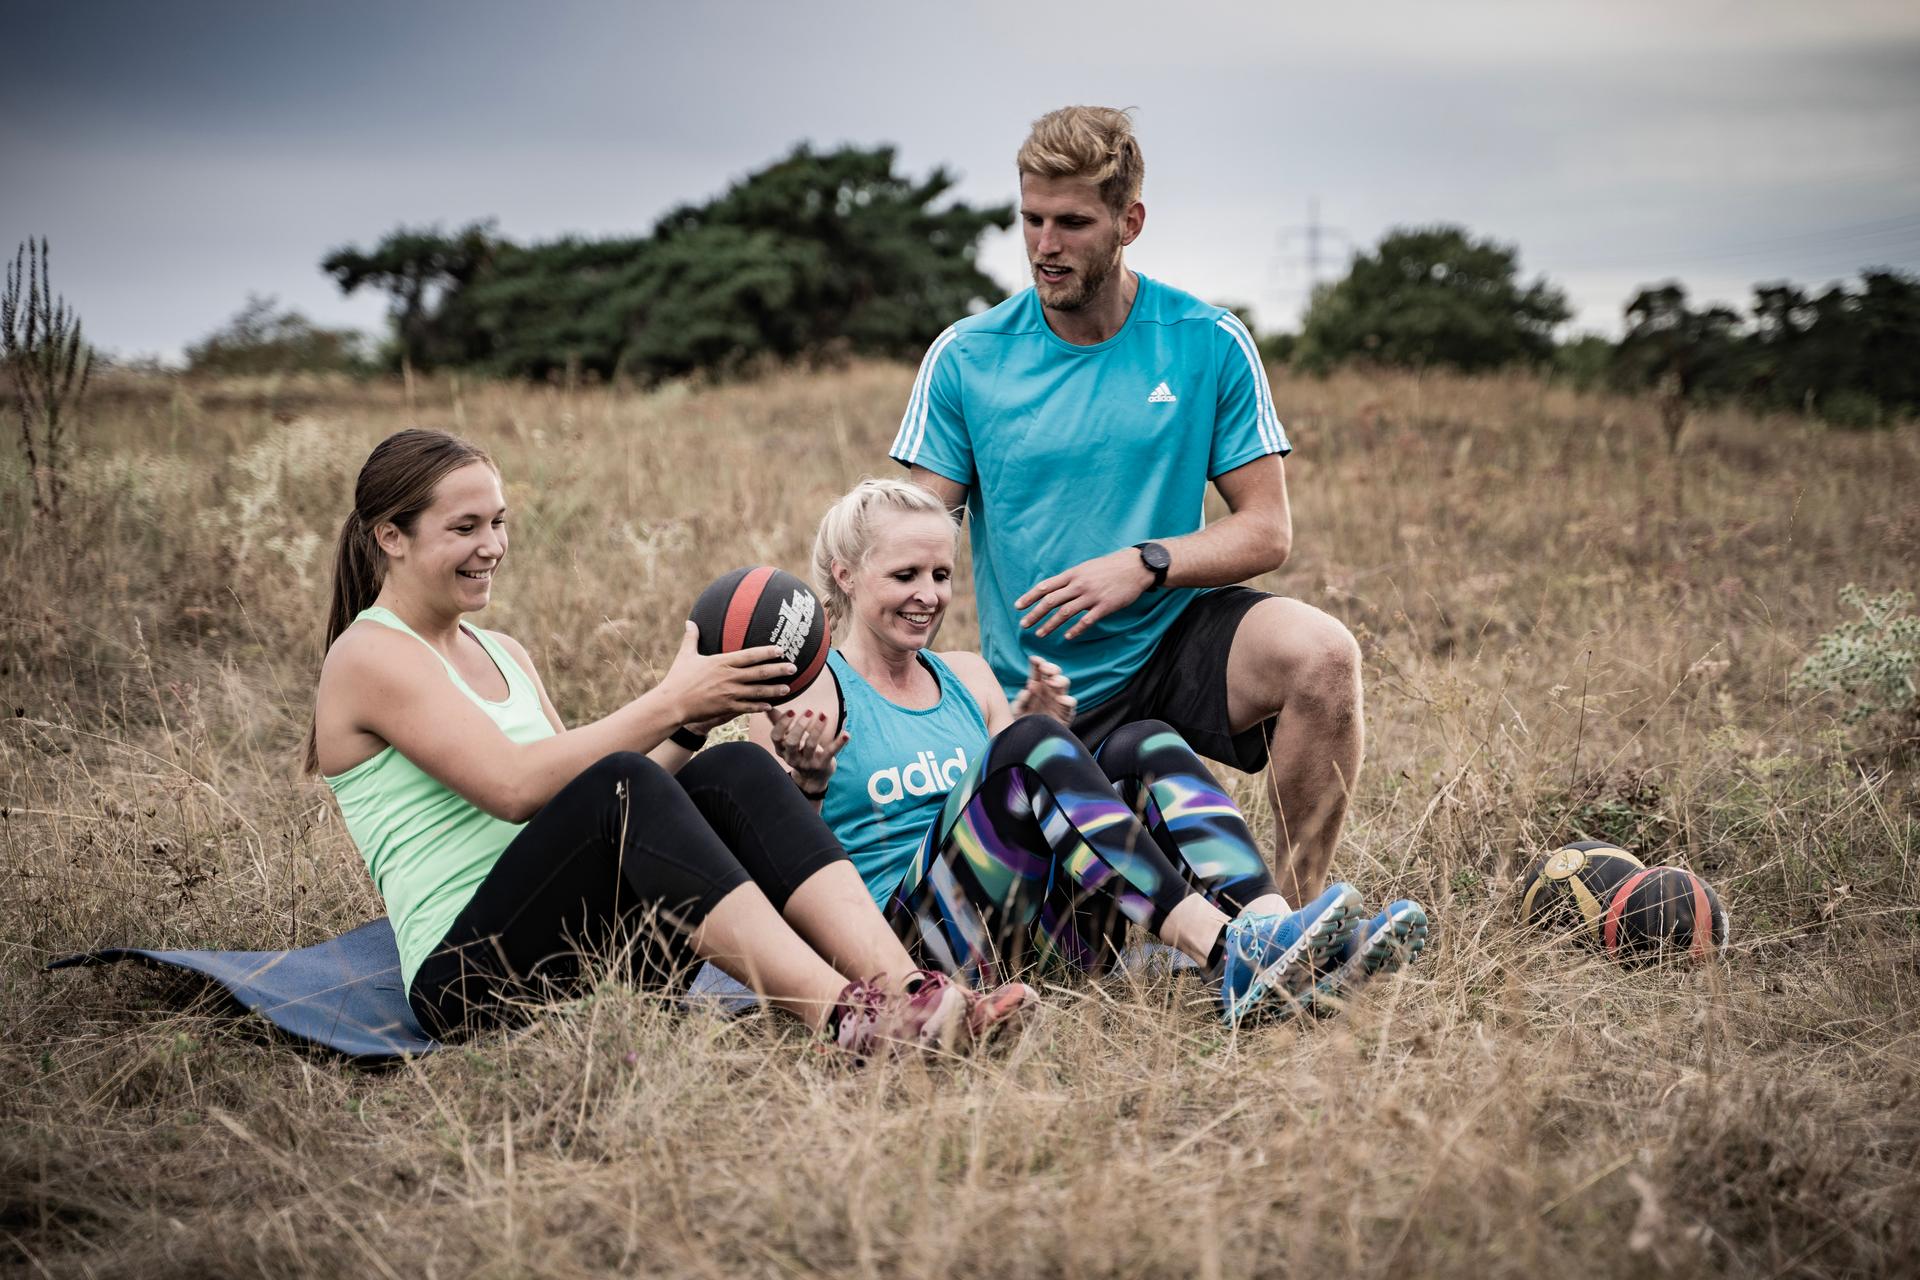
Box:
[3,363,1917,1277]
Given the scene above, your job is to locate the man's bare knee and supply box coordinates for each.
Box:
[1229,599,1361,730]
[1293,619,1361,726]
[1271,606,1360,716]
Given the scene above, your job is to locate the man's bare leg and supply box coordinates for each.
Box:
[1225,598,1365,905]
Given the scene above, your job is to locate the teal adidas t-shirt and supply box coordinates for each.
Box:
[889,273,1290,710]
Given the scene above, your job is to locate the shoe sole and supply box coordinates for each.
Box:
[1227,885,1363,1025]
[1313,903,1431,1013]
[967,984,1038,1046]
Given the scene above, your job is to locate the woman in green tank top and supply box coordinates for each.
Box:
[309,429,1034,1060]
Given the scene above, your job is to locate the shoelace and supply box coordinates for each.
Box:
[828,979,885,1045]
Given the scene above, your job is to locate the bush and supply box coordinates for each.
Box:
[1551,334,1614,391]
[185,295,370,376]
[1815,388,1892,431]
[1793,584,1920,737]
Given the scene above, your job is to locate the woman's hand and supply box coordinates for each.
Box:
[656,623,794,726]
[768,707,849,797]
[1010,656,1076,724]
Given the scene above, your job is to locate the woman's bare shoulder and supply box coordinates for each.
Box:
[318,618,438,692]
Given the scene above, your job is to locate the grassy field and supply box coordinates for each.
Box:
[3,362,1917,1278]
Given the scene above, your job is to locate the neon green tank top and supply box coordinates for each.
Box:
[323,606,557,991]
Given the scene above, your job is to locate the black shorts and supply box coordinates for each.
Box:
[1070,586,1274,773]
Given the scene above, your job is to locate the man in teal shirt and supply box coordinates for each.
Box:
[891,106,1367,912]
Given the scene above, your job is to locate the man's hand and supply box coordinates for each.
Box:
[1016,549,1154,640]
[1009,656,1077,723]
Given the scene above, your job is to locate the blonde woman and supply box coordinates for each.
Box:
[751,481,1423,1024]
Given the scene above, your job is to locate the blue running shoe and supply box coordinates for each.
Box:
[1219,883,1363,1025]
[1310,899,1430,1014]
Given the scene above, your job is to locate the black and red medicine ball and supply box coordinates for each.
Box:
[1520,841,1647,943]
[1602,866,1729,963]
[689,566,830,706]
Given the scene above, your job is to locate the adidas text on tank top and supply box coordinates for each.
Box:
[820,648,990,903]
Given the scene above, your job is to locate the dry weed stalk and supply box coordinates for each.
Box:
[3,238,93,523]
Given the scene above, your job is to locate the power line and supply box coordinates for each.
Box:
[1537,211,1920,273]
[1269,198,1354,324]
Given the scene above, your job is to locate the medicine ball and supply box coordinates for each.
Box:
[1520,841,1646,943]
[1602,866,1729,963]
[689,566,830,706]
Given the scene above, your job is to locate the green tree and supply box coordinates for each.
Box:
[185,294,369,376]
[321,221,500,371]
[322,144,1012,382]
[1295,225,1570,372]
[1612,282,1745,450]
[1744,270,1918,425]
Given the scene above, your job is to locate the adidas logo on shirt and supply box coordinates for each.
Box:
[1147,381,1178,403]
[867,746,970,806]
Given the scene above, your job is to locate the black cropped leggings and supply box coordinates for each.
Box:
[409,744,847,1039]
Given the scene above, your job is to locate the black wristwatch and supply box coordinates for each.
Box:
[669,726,708,752]
[1134,541,1171,590]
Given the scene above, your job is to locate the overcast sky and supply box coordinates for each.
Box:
[5,0,1918,362]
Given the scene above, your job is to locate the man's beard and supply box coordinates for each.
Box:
[1034,235,1123,312]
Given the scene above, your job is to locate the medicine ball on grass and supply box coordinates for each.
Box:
[1602,866,1729,963]
[1520,841,1646,943]
[689,566,830,705]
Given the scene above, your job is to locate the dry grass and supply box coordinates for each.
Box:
[3,362,1917,1278]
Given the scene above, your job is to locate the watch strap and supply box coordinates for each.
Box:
[1133,541,1170,590]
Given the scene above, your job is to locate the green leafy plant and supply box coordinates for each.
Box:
[1793,585,1920,730]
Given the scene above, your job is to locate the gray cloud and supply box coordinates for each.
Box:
[3,0,1915,358]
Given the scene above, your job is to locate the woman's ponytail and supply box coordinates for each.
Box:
[323,511,381,650]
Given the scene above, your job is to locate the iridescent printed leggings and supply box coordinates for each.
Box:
[885,715,1279,985]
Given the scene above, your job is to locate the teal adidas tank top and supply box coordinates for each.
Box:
[323,606,557,991]
[820,649,990,904]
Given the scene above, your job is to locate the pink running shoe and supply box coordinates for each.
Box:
[829,972,968,1065]
[962,980,1039,1044]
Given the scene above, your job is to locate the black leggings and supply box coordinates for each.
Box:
[409,744,847,1039]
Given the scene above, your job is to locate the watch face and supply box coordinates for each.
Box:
[1141,543,1171,572]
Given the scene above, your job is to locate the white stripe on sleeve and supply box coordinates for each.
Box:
[891,326,960,463]
[1215,314,1283,453]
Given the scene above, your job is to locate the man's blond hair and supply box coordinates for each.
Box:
[1016,106,1143,214]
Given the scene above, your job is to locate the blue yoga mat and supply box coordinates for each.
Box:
[51,920,1191,1060]
[48,918,763,1061]
[49,918,439,1060]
